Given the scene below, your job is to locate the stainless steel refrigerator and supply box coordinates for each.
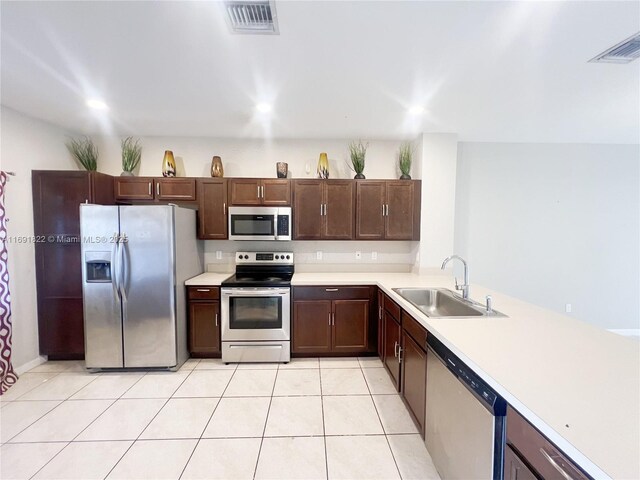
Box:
[80,204,203,370]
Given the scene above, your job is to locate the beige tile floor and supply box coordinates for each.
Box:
[0,357,440,480]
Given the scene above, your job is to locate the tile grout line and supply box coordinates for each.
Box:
[5,368,106,445]
[319,359,329,480]
[252,365,280,480]
[102,367,197,480]
[177,361,238,480]
[363,359,405,480]
[26,368,151,480]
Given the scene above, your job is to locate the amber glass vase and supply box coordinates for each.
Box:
[162,150,176,177]
[317,153,329,179]
[211,156,224,177]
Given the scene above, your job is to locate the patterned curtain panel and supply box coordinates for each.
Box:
[0,172,18,393]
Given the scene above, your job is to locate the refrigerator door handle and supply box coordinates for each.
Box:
[112,235,121,301]
[118,235,128,303]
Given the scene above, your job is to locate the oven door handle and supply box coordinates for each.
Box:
[221,288,290,296]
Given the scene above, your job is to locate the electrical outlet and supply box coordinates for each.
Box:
[316,251,323,260]
[355,251,362,260]
[305,163,311,174]
[565,303,572,313]
[216,250,222,260]
[371,251,378,260]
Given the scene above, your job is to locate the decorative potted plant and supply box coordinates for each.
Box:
[121,137,142,176]
[66,136,98,171]
[399,142,412,179]
[348,140,367,179]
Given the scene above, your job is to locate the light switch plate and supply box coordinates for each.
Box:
[316,251,323,260]
[216,250,222,260]
[371,251,377,260]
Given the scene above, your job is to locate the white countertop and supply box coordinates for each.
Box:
[186,270,640,479]
[185,272,232,286]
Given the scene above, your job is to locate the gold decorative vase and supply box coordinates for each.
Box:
[317,153,329,179]
[162,150,176,177]
[211,156,224,177]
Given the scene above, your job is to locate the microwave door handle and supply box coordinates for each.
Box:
[274,215,278,241]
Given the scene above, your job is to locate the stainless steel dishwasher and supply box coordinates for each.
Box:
[425,335,506,480]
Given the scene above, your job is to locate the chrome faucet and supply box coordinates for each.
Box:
[441,255,470,300]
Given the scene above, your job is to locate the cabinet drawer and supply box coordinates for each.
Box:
[293,286,371,301]
[383,294,401,321]
[401,311,427,349]
[187,286,220,300]
[507,406,589,480]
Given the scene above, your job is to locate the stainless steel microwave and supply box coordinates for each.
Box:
[228,206,292,241]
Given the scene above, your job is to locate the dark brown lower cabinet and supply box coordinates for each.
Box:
[383,311,401,388]
[292,300,332,354]
[187,287,221,357]
[506,406,590,480]
[504,445,538,480]
[400,330,427,434]
[292,286,376,355]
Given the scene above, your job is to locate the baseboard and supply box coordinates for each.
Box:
[15,356,47,375]
[608,328,640,338]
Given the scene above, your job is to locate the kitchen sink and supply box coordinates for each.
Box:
[392,288,506,318]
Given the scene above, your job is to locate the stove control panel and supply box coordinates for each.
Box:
[236,252,294,265]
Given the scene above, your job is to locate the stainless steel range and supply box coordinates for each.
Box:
[221,252,293,363]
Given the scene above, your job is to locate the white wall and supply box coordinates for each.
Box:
[0,106,77,371]
[416,133,458,272]
[454,142,640,330]
[94,136,412,180]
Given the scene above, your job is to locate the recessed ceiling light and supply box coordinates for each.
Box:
[256,102,272,113]
[408,106,424,115]
[86,99,109,110]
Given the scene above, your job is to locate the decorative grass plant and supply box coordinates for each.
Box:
[348,140,368,179]
[399,142,412,179]
[66,136,98,171]
[121,137,142,175]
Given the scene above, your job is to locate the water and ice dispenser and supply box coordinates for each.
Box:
[85,252,112,283]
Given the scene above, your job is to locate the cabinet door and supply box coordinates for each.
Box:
[332,299,369,353]
[189,301,221,356]
[504,445,538,480]
[114,177,154,200]
[292,300,332,354]
[356,181,385,239]
[198,180,227,239]
[229,179,261,205]
[32,171,94,357]
[383,313,401,390]
[385,181,415,240]
[155,178,196,201]
[262,179,291,205]
[401,331,427,435]
[377,290,384,359]
[324,181,354,239]
[293,180,323,239]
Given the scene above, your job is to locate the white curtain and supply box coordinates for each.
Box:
[0,171,17,393]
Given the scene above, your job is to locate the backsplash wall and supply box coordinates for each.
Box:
[203,240,419,273]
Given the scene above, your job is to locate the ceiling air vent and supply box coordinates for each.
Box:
[224,0,279,35]
[589,32,640,64]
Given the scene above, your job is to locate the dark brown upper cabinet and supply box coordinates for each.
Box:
[197,179,227,240]
[293,180,354,240]
[114,177,196,202]
[229,178,291,206]
[356,180,421,240]
[31,170,114,359]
